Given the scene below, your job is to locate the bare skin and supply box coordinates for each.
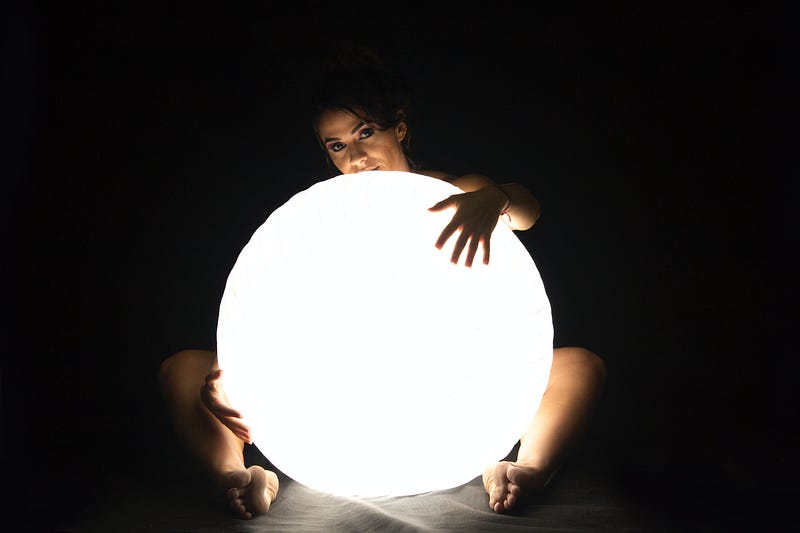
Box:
[158,349,278,519]
[483,462,548,513]
[317,108,542,267]
[158,106,606,518]
[162,346,605,517]
[319,109,608,512]
[482,347,607,513]
[221,466,278,519]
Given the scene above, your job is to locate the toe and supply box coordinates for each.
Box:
[235,502,251,520]
[506,493,517,509]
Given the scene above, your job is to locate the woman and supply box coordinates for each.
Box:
[159,48,606,519]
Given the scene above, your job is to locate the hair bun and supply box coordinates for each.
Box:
[322,43,386,73]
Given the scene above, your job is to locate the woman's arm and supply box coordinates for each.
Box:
[422,171,541,231]
[421,170,542,266]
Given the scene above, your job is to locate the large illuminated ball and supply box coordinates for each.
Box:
[216,170,553,498]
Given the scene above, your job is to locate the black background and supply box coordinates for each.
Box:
[4,1,797,528]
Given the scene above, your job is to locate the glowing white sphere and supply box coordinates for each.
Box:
[216,170,553,498]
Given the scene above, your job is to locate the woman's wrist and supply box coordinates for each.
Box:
[495,185,512,221]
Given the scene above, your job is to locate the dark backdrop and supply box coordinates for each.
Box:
[4,2,797,528]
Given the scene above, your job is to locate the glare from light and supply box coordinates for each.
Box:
[216,170,553,498]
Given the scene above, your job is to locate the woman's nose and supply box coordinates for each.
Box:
[349,145,367,169]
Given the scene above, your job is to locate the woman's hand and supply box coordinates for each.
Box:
[200,368,253,444]
[428,186,509,267]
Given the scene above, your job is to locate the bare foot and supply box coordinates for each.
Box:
[482,461,548,514]
[220,466,279,519]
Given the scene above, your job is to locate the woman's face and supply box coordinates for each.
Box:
[317,108,410,174]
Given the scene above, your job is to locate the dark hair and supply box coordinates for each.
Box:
[310,44,416,169]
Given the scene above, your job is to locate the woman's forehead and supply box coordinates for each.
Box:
[318,108,367,137]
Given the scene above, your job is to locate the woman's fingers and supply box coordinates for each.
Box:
[444,222,492,267]
[199,367,253,443]
[456,232,490,267]
[205,368,223,389]
[201,385,244,419]
[429,196,456,212]
[451,228,471,265]
[224,417,252,442]
[213,403,244,419]
[465,234,482,268]
[435,219,460,250]
[430,191,500,266]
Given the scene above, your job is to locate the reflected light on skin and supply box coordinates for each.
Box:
[216,170,553,497]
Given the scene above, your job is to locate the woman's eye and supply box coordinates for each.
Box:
[329,142,345,153]
[359,128,374,139]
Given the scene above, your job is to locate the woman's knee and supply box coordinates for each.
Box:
[554,347,607,383]
[158,349,216,386]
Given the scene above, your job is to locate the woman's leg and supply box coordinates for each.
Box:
[158,349,278,519]
[483,346,607,513]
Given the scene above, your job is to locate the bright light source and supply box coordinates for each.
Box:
[216,170,553,497]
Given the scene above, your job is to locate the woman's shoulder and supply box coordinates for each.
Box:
[415,169,457,182]
[415,170,495,192]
